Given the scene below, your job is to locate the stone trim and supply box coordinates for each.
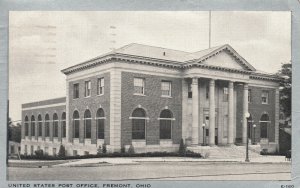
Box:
[61,54,279,82]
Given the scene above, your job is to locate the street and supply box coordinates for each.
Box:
[7,161,291,181]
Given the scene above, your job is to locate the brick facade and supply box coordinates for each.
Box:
[236,85,276,143]
[68,72,110,145]
[121,71,182,147]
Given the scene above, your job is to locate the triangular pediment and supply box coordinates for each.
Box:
[188,44,256,71]
[201,50,247,70]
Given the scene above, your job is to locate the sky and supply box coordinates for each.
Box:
[9,11,291,122]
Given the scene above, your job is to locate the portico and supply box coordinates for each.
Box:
[186,75,249,146]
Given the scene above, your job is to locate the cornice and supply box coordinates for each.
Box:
[61,54,280,82]
[249,74,281,82]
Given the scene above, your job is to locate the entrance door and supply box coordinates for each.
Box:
[215,128,218,145]
[204,113,218,145]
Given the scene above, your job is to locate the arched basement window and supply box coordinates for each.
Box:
[31,115,35,137]
[38,115,42,137]
[84,110,92,139]
[45,114,50,137]
[53,113,59,137]
[73,111,80,139]
[159,109,174,139]
[131,108,147,140]
[96,108,105,139]
[24,116,29,136]
[260,114,270,138]
[61,112,66,138]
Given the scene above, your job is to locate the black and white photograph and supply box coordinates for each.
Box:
[6,10,292,183]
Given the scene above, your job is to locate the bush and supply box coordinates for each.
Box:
[97,145,102,155]
[19,150,202,160]
[34,149,44,157]
[102,143,107,154]
[58,145,66,158]
[179,138,186,156]
[260,149,281,156]
[128,145,135,154]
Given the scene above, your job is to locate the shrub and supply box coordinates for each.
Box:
[102,143,107,154]
[260,148,268,155]
[58,145,66,158]
[19,150,202,160]
[34,149,44,157]
[260,149,282,156]
[179,138,186,156]
[128,144,135,154]
[97,145,102,155]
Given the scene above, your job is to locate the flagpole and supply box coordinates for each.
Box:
[209,10,211,48]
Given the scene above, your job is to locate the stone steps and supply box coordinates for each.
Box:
[187,145,262,159]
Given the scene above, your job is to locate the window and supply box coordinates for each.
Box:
[84,151,89,155]
[61,112,66,138]
[84,81,91,97]
[24,145,27,155]
[206,84,209,99]
[11,145,15,154]
[97,78,104,95]
[30,145,34,155]
[38,115,42,137]
[159,110,173,139]
[131,108,146,139]
[53,148,57,156]
[248,89,252,103]
[84,110,92,139]
[73,150,78,156]
[260,114,270,138]
[31,116,35,137]
[134,78,145,95]
[96,108,105,139]
[45,114,50,137]
[53,113,58,137]
[161,81,172,97]
[73,111,80,139]
[261,91,269,104]
[73,83,79,99]
[24,116,29,136]
[223,87,228,102]
[45,147,48,155]
[188,83,192,98]
[223,115,228,138]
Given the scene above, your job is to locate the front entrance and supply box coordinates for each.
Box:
[203,111,218,145]
[215,128,218,145]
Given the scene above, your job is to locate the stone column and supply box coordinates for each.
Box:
[181,79,188,142]
[209,79,215,146]
[242,83,249,144]
[275,88,280,148]
[228,81,234,145]
[191,77,199,145]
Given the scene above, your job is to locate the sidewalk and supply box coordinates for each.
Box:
[52,155,290,167]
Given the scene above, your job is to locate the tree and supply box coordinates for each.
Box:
[277,62,291,118]
[128,144,135,154]
[8,119,21,143]
[58,145,66,158]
